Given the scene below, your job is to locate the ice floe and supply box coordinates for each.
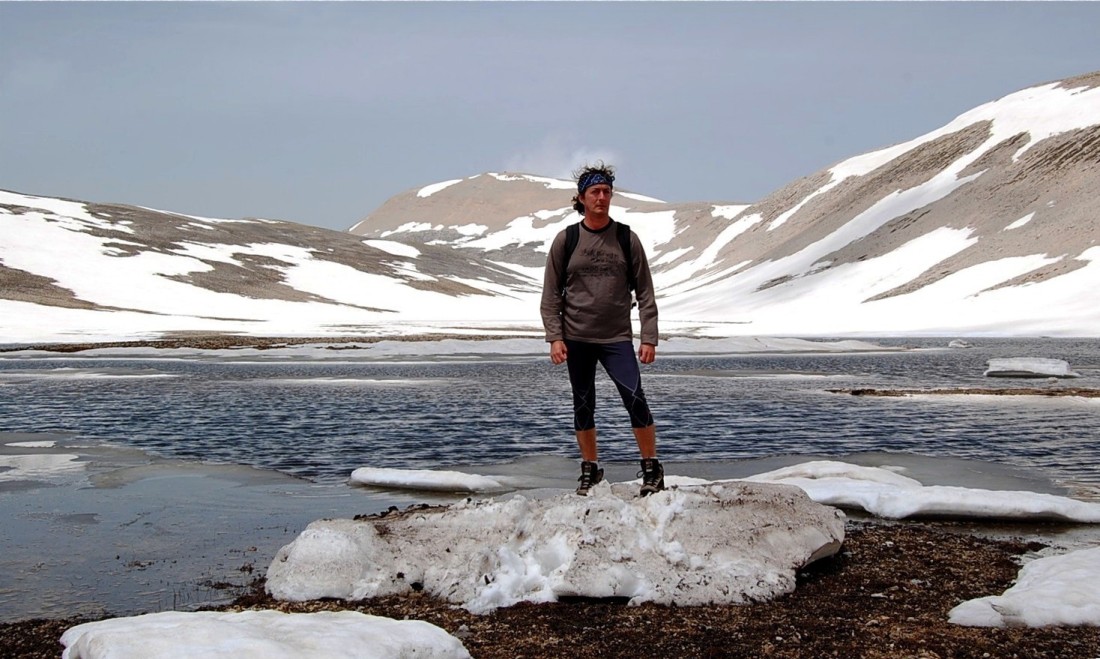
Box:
[984,357,1080,378]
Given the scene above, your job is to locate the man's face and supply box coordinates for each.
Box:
[581,183,613,215]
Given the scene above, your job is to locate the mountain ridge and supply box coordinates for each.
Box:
[3,71,1100,342]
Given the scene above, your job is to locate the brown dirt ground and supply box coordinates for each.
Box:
[5,521,1099,658]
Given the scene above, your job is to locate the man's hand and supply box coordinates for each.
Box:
[638,343,656,364]
[550,340,568,365]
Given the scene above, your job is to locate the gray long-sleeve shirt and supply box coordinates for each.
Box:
[540,219,659,346]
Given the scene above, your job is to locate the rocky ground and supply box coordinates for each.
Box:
[5,521,1099,658]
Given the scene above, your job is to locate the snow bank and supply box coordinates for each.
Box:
[350,466,511,493]
[949,547,1100,628]
[266,481,844,613]
[984,358,1080,378]
[745,461,1100,522]
[60,610,470,659]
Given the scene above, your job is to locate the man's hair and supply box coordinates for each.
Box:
[571,161,616,215]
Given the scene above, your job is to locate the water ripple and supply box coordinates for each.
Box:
[1,338,1097,486]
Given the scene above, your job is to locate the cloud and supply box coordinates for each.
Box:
[504,134,623,180]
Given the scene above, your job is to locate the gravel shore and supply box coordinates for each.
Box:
[6,522,1099,658]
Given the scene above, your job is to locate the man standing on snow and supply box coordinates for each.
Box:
[540,162,664,497]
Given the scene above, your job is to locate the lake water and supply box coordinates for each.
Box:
[1,337,1099,621]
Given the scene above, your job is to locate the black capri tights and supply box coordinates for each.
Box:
[565,339,654,431]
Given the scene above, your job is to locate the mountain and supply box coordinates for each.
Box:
[3,71,1100,343]
[352,72,1100,338]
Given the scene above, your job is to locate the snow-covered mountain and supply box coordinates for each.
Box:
[3,71,1100,343]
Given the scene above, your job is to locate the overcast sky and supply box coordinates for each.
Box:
[3,2,1100,231]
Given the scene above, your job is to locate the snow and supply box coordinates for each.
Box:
[266,480,845,612]
[827,81,1100,183]
[647,80,1100,337]
[984,357,1080,378]
[711,204,751,220]
[949,547,1100,628]
[417,178,464,198]
[264,458,1100,632]
[379,221,443,237]
[452,223,488,236]
[744,461,1100,522]
[1004,212,1036,231]
[350,466,511,493]
[617,190,666,203]
[0,336,891,362]
[487,172,574,190]
[0,190,108,228]
[345,460,1100,523]
[59,610,471,659]
[361,239,421,258]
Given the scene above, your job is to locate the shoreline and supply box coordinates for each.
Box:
[830,387,1100,398]
[6,520,1100,658]
[0,333,538,354]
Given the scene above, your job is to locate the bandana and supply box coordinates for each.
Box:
[577,171,614,194]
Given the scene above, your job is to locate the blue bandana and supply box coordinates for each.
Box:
[577,171,613,194]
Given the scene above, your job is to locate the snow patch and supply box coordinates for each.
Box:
[1004,212,1036,231]
[363,240,421,258]
[949,547,1100,628]
[745,460,1100,521]
[417,179,464,198]
[618,191,666,203]
[712,204,750,220]
[60,610,470,659]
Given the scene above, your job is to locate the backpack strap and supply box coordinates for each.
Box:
[616,221,637,292]
[559,220,636,294]
[559,221,581,295]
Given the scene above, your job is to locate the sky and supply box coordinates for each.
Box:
[3,2,1100,232]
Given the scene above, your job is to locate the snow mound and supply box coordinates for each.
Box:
[60,610,470,659]
[266,481,845,613]
[746,461,1100,521]
[949,546,1100,628]
[984,358,1080,378]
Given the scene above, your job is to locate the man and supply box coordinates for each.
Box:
[540,162,664,497]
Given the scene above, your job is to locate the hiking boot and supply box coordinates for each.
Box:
[576,460,604,495]
[638,458,665,496]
